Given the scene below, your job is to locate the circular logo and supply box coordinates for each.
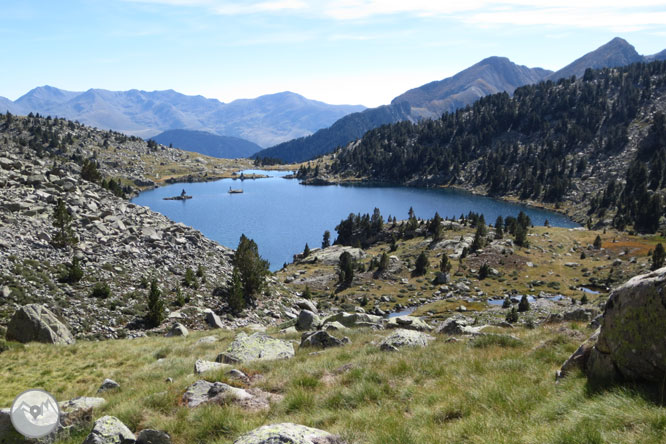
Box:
[10,389,60,438]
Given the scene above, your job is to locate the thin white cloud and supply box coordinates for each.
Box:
[121,0,666,31]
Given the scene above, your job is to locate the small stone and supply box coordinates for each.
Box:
[97,378,120,393]
[137,429,171,444]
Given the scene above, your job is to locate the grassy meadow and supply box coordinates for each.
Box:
[1,325,665,444]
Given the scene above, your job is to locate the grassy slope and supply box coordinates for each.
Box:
[1,326,665,444]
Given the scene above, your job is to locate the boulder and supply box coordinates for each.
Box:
[557,329,599,379]
[194,359,227,374]
[6,304,75,344]
[385,316,432,332]
[568,267,666,384]
[300,331,350,349]
[182,380,277,411]
[216,332,294,364]
[205,312,224,329]
[322,312,382,329]
[233,423,344,444]
[434,316,475,335]
[82,416,135,444]
[195,336,218,345]
[298,245,365,265]
[97,379,120,393]
[295,310,320,331]
[136,429,171,444]
[323,321,347,332]
[379,329,434,352]
[165,323,188,337]
[295,299,317,313]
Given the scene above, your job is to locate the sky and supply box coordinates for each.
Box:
[1,1,665,107]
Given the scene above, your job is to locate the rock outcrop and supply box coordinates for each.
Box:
[216,332,294,364]
[233,423,345,444]
[564,267,666,384]
[379,329,434,352]
[384,315,432,332]
[182,380,278,411]
[5,304,75,344]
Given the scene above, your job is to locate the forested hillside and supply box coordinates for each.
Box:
[319,62,666,233]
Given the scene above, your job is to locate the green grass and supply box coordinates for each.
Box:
[1,327,664,444]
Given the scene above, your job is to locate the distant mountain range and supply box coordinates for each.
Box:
[0,88,365,147]
[254,37,666,163]
[151,129,262,159]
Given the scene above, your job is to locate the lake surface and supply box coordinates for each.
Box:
[132,170,578,271]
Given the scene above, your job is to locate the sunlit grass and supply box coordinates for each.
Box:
[1,325,664,443]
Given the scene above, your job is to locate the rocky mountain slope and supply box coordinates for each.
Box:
[255,37,666,163]
[546,37,644,81]
[0,114,300,340]
[151,129,262,159]
[392,56,551,119]
[0,88,366,147]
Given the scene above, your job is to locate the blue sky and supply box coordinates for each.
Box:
[1,1,665,107]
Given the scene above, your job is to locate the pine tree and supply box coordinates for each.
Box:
[479,263,490,280]
[52,198,76,248]
[322,230,331,248]
[146,278,165,328]
[439,254,452,273]
[494,216,504,239]
[652,243,665,270]
[414,251,428,276]
[518,295,530,312]
[593,235,602,249]
[303,243,311,257]
[378,252,389,272]
[227,268,245,314]
[506,307,519,323]
[338,251,354,286]
[233,234,270,307]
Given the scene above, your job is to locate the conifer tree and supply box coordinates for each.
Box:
[52,198,76,248]
[652,243,665,270]
[146,278,165,327]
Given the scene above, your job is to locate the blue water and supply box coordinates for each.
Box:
[132,170,578,271]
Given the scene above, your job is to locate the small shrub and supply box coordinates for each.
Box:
[90,282,111,299]
[479,263,490,280]
[59,256,83,283]
[505,307,519,323]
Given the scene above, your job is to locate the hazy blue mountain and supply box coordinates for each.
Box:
[646,49,666,61]
[151,129,262,159]
[547,37,644,81]
[392,56,551,119]
[2,87,365,147]
[255,57,550,162]
[253,102,413,163]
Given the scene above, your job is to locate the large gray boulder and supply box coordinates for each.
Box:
[568,267,666,384]
[233,423,344,444]
[216,332,294,364]
[384,315,432,332]
[6,304,75,344]
[434,316,475,335]
[379,329,434,352]
[300,331,349,349]
[82,416,135,444]
[165,323,188,337]
[296,310,321,331]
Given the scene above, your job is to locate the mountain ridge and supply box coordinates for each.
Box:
[151,129,262,159]
[0,88,365,147]
[255,37,666,163]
